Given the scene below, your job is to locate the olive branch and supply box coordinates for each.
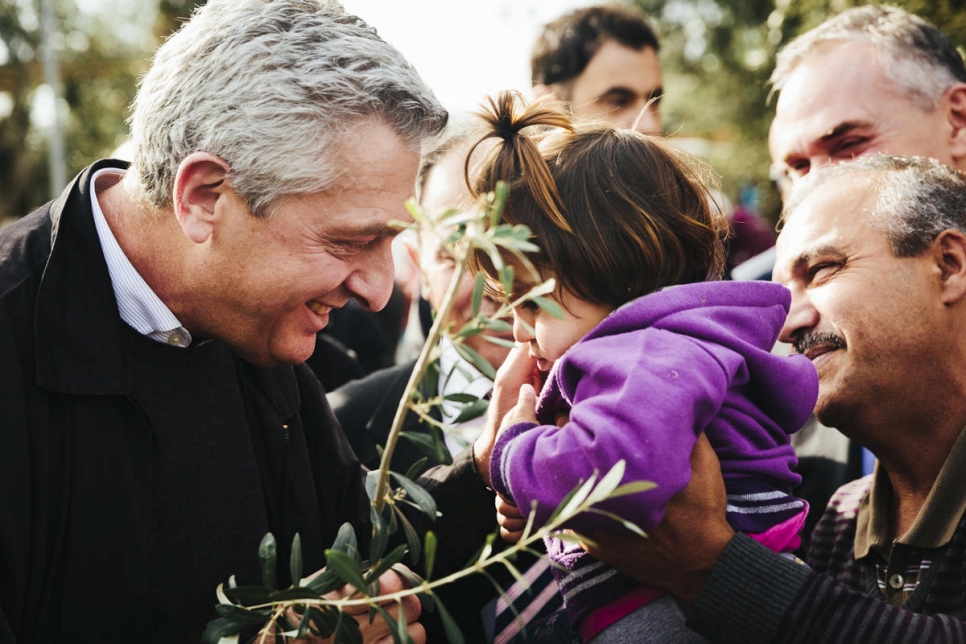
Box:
[204,184,654,643]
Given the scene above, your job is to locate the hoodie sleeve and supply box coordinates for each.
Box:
[489,328,733,533]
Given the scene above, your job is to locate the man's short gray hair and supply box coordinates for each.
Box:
[129,0,447,216]
[770,5,966,111]
[783,155,966,258]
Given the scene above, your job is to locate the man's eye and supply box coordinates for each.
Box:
[787,160,810,179]
[831,138,868,158]
[808,262,840,282]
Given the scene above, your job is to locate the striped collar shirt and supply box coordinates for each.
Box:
[90,167,193,348]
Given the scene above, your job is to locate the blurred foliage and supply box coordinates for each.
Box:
[1,0,964,223]
[635,0,966,222]
[0,0,204,223]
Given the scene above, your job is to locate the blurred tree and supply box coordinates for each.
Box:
[0,0,204,223]
[635,0,966,222]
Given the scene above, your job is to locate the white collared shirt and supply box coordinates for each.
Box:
[90,167,193,348]
[437,336,492,455]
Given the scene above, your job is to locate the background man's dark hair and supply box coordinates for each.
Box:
[531,4,660,89]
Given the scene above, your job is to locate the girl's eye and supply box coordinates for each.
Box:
[519,299,540,312]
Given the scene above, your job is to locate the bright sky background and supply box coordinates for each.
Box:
[340,0,599,116]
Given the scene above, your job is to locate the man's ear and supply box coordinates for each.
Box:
[172,152,231,244]
[935,229,966,305]
[946,83,966,164]
[403,237,431,296]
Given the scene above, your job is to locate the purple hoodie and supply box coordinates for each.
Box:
[488,280,818,624]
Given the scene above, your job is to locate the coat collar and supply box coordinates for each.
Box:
[35,159,130,395]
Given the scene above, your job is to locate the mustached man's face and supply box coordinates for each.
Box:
[774,176,944,435]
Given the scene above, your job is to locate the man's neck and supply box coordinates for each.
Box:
[877,423,962,538]
[97,176,190,325]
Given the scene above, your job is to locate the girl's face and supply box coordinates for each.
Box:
[511,280,613,373]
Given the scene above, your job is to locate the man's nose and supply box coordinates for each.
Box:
[779,287,819,346]
[632,104,662,135]
[345,239,395,312]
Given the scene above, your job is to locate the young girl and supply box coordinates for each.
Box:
[469,91,818,643]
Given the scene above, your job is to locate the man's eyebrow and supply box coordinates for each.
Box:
[329,222,401,238]
[787,244,844,274]
[598,87,636,100]
[819,120,871,143]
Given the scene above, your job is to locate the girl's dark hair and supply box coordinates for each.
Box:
[468,90,728,309]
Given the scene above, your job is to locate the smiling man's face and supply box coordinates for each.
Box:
[773,175,942,433]
[768,40,956,190]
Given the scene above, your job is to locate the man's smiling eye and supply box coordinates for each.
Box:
[808,262,841,282]
[830,137,868,158]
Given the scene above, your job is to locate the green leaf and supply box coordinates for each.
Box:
[482,316,512,332]
[304,568,343,596]
[334,608,364,644]
[586,461,627,506]
[325,548,368,594]
[367,543,410,582]
[452,342,497,380]
[471,272,485,317]
[490,182,508,228]
[296,606,313,639]
[609,480,658,498]
[290,532,303,588]
[433,594,466,644]
[365,470,380,503]
[499,264,515,299]
[200,616,246,644]
[308,605,338,638]
[223,585,272,606]
[258,532,277,590]
[548,473,598,524]
[423,531,437,580]
[500,557,528,589]
[450,398,489,424]
[330,522,360,561]
[532,296,565,319]
[394,505,422,565]
[442,392,480,403]
[369,503,390,563]
[404,456,430,480]
[481,334,516,349]
[390,473,438,521]
[374,603,413,644]
[267,587,324,602]
[391,563,426,595]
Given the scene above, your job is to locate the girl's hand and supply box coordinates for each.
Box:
[495,494,528,543]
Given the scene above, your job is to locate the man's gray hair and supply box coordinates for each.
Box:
[770,5,966,111]
[129,0,447,216]
[783,155,966,258]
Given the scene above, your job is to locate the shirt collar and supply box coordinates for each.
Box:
[855,425,966,557]
[90,167,193,348]
[437,336,493,453]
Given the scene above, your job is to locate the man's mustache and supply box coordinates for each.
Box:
[794,331,847,356]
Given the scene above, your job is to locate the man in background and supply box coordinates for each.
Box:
[530,4,664,134]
